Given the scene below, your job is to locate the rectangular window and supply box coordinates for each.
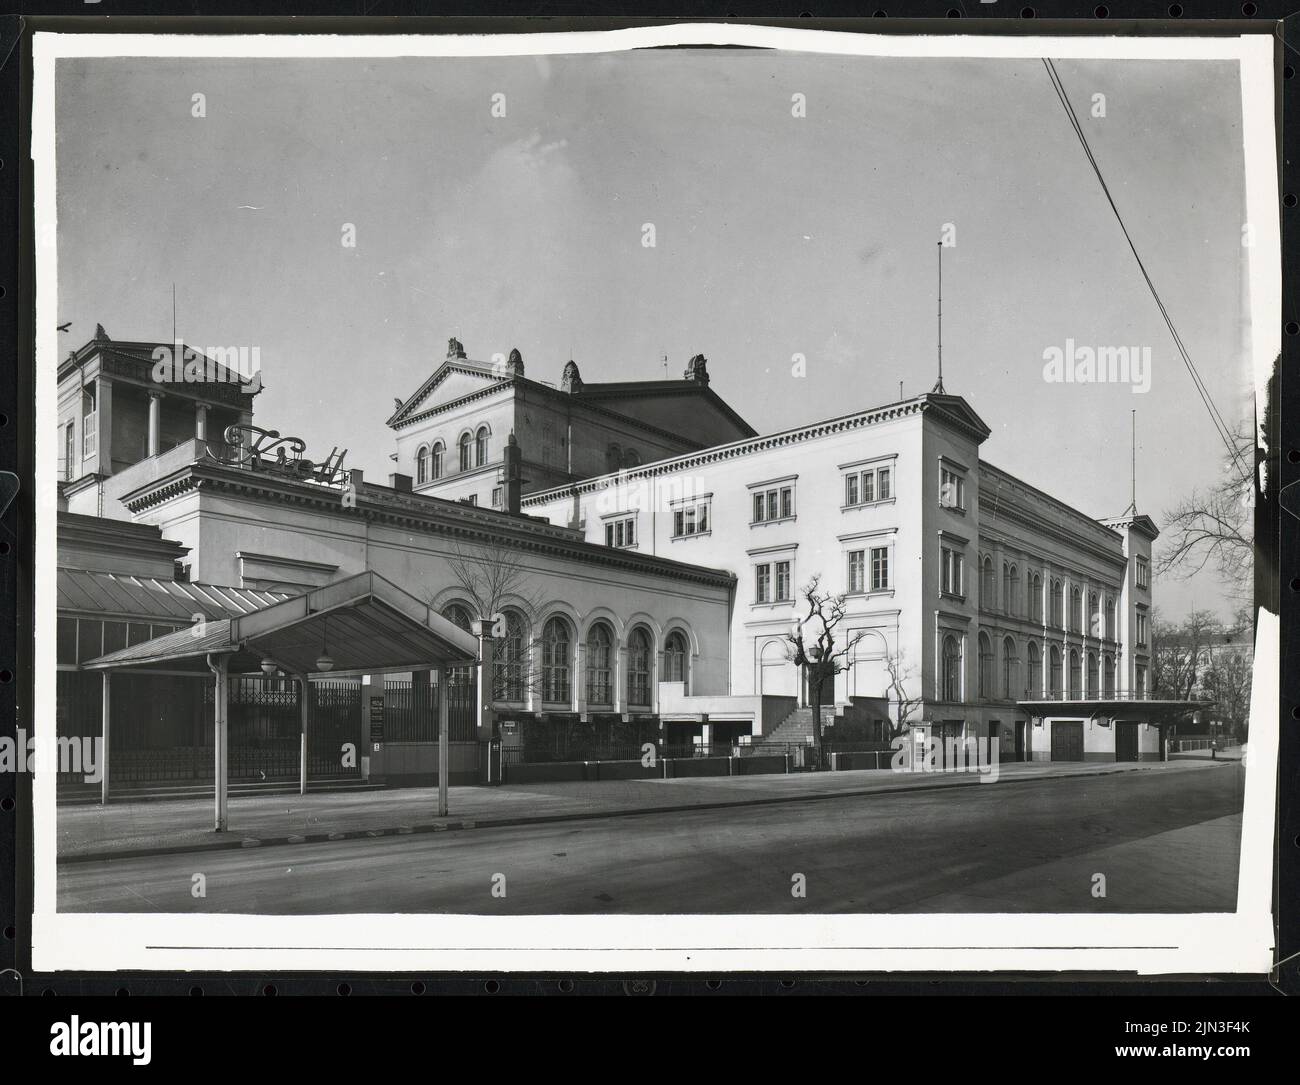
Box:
[940,466,965,510]
[491,487,503,508]
[64,423,75,481]
[605,516,636,548]
[877,467,891,500]
[755,564,771,603]
[862,471,875,503]
[1136,664,1147,698]
[845,474,859,506]
[752,484,795,523]
[775,560,792,602]
[1135,611,1148,645]
[1135,556,1150,590]
[672,501,710,538]
[843,464,894,507]
[847,550,865,594]
[941,546,965,596]
[871,546,890,591]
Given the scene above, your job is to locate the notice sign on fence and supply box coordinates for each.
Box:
[368,695,384,742]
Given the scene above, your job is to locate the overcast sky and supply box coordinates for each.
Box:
[54,49,1255,621]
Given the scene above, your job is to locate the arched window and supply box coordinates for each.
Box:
[458,433,472,472]
[1088,592,1099,637]
[1031,574,1043,622]
[1050,580,1063,628]
[416,445,429,484]
[1104,597,1116,640]
[1003,563,1019,616]
[1068,649,1081,698]
[1049,645,1062,696]
[442,603,475,689]
[493,610,527,702]
[431,441,444,480]
[1086,651,1099,698]
[1003,636,1019,699]
[1027,642,1042,695]
[606,444,621,473]
[981,557,995,609]
[941,635,961,702]
[542,617,571,704]
[978,631,993,698]
[475,426,490,467]
[663,630,688,688]
[623,448,641,469]
[586,623,613,705]
[627,627,652,707]
[1070,587,1082,632]
[1103,654,1116,696]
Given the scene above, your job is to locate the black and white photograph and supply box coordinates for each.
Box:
[29,25,1279,974]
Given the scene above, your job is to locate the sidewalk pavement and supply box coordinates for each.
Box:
[57,758,1234,864]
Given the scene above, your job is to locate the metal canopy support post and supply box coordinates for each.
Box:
[437,665,449,818]
[299,673,309,795]
[100,672,111,804]
[208,653,230,832]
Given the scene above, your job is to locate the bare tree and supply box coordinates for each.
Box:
[882,648,926,739]
[1151,609,1221,702]
[785,575,867,752]
[431,541,549,703]
[1156,428,1255,602]
[1201,646,1252,744]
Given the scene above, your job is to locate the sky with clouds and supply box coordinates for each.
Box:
[54,48,1257,620]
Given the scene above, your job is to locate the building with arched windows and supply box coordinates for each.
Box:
[54,326,1180,798]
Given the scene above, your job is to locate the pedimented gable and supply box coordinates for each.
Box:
[388,360,504,427]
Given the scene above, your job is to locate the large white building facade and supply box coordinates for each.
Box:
[55,328,1177,798]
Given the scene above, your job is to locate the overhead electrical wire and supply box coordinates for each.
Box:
[1041,57,1252,487]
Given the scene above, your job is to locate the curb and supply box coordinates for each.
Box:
[55,762,1199,866]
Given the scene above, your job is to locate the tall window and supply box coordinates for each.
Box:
[475,426,490,467]
[1027,642,1042,695]
[755,561,792,603]
[1135,556,1150,590]
[64,422,75,481]
[1070,587,1082,633]
[1088,592,1100,638]
[1135,611,1149,646]
[1103,654,1116,696]
[1135,664,1147,698]
[870,546,889,592]
[941,546,964,597]
[627,627,652,706]
[847,550,865,594]
[1031,573,1044,621]
[442,604,474,689]
[606,444,621,472]
[416,445,429,484]
[1050,580,1063,628]
[1003,636,1019,699]
[431,441,444,480]
[1049,645,1062,696]
[978,632,993,698]
[542,617,571,704]
[1105,597,1116,640]
[941,635,962,701]
[494,610,527,702]
[663,631,688,688]
[1086,651,1099,698]
[1003,563,1019,615]
[586,623,613,705]
[1068,649,1081,698]
[81,383,98,458]
[939,466,965,510]
[981,557,995,608]
[458,433,472,472]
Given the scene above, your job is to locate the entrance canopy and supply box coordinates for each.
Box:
[1016,696,1213,722]
[82,570,480,676]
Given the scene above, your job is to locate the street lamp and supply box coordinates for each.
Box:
[315,616,334,672]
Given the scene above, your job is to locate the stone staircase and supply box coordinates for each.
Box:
[761,705,838,747]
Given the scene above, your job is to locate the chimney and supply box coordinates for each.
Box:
[503,432,523,515]
[388,472,412,492]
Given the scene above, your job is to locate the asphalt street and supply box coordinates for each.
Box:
[58,761,1244,914]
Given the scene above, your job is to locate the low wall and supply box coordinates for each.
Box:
[369,740,481,787]
[663,756,731,779]
[829,751,894,772]
[732,754,786,776]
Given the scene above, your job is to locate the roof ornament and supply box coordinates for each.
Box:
[683,353,710,386]
[561,359,583,394]
[506,347,524,377]
[447,336,467,360]
[95,323,110,341]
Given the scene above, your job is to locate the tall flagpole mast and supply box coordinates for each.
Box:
[934,241,945,394]
[1129,409,1137,514]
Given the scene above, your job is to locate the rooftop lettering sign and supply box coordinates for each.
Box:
[205,423,348,486]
